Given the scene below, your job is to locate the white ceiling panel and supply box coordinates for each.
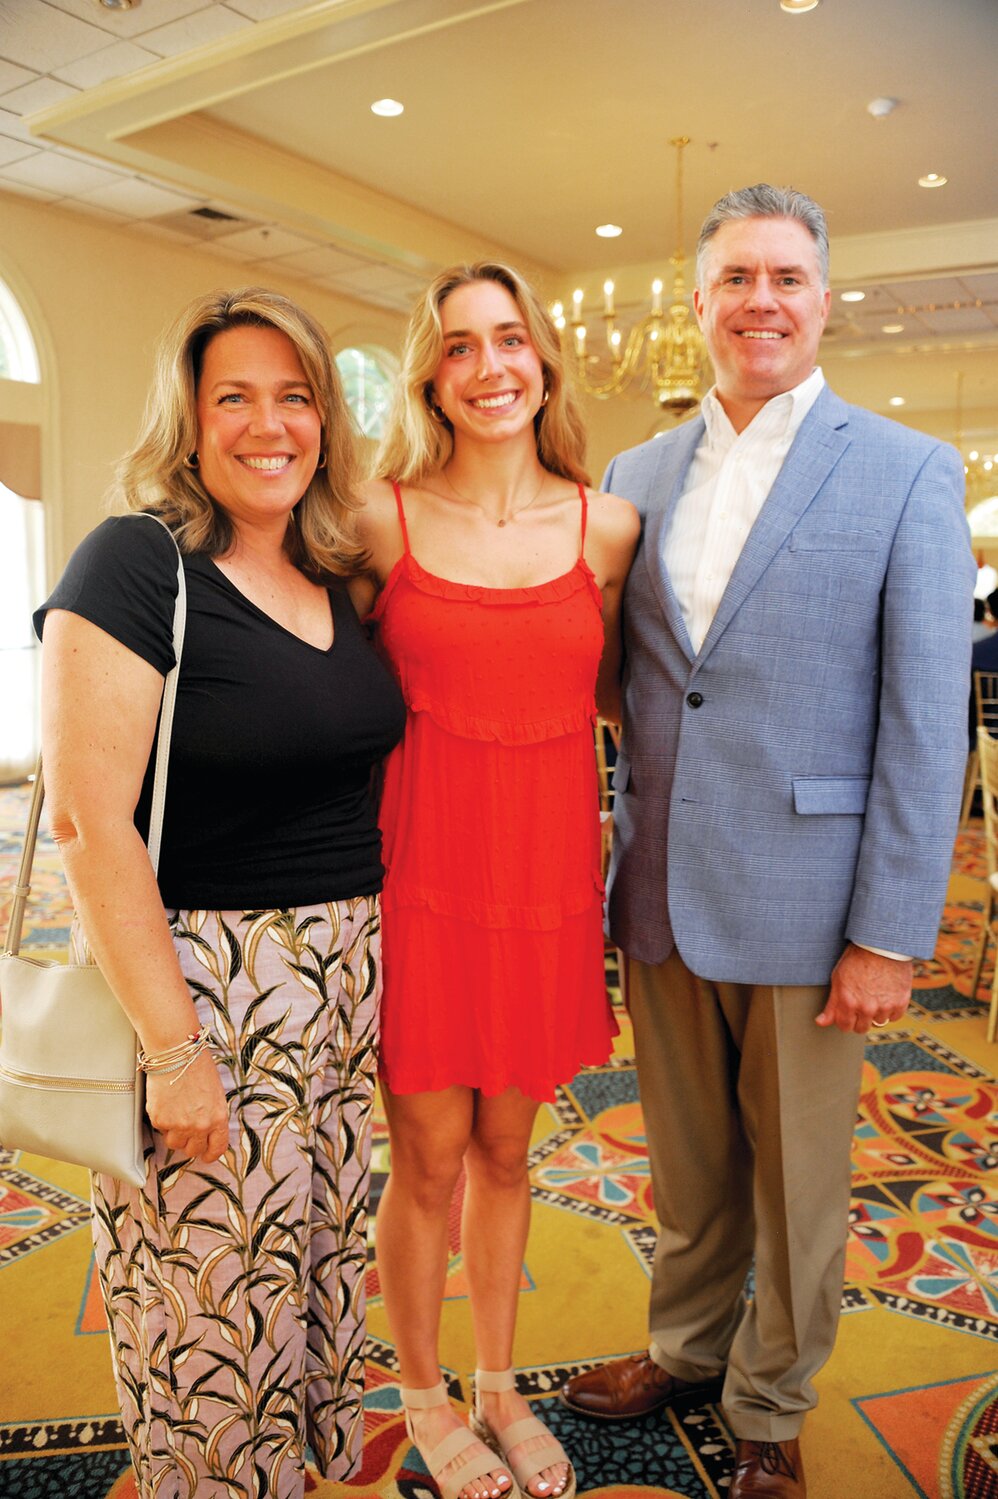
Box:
[40,0,214,41]
[0,147,120,195]
[0,60,36,93]
[0,1,111,71]
[73,198,128,222]
[0,135,36,168]
[0,74,78,114]
[76,175,203,217]
[51,39,160,89]
[0,105,35,144]
[0,177,57,202]
[139,5,253,58]
[213,223,319,258]
[271,245,373,278]
[226,0,317,17]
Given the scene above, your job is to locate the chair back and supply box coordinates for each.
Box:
[977,726,998,881]
[594,718,620,814]
[974,671,998,735]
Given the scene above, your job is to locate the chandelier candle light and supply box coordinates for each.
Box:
[554,136,708,414]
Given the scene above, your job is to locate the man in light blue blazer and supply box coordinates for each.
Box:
[562,186,973,1497]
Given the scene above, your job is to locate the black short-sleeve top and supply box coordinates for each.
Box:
[34,514,406,910]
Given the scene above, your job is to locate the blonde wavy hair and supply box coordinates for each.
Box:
[114,287,365,579]
[374,261,590,486]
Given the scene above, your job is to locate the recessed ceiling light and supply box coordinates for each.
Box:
[840,290,866,303]
[889,396,906,407]
[918,172,947,188]
[881,323,905,334]
[596,224,623,238]
[99,0,137,8]
[867,97,900,119]
[371,98,404,117]
[780,0,819,11]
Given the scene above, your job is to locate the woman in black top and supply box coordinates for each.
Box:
[36,288,405,1498]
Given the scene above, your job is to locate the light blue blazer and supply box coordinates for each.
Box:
[604,384,974,983]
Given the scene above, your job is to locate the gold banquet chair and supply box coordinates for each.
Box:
[971,726,998,1042]
[960,670,998,826]
[593,716,621,883]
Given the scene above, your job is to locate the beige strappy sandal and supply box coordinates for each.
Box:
[469,1369,577,1499]
[402,1380,522,1499]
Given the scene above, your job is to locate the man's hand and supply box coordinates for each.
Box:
[815,943,913,1035]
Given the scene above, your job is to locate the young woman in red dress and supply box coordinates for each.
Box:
[351,263,639,1499]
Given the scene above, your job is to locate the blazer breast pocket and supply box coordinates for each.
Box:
[788,529,881,554]
[792,776,871,815]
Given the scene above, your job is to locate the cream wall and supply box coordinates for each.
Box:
[0,191,407,579]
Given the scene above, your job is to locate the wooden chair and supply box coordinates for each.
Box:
[960,670,998,825]
[593,717,621,881]
[971,725,998,1041]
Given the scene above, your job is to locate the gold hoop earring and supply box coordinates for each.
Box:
[428,395,448,424]
[182,451,199,470]
[316,452,327,470]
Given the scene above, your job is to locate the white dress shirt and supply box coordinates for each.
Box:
[664,366,824,654]
[663,365,908,965]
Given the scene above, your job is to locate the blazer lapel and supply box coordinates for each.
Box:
[696,388,852,664]
[639,416,705,662]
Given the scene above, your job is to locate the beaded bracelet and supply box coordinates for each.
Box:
[138,1026,213,1086]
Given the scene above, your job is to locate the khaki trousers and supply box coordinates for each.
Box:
[627,948,865,1442]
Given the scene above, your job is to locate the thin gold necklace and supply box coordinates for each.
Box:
[441,465,547,527]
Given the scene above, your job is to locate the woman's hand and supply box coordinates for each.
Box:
[146,1050,231,1163]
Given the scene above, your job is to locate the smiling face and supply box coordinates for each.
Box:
[693,216,831,430]
[195,322,322,533]
[431,277,546,447]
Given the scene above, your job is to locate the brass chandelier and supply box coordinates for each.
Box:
[553,136,708,415]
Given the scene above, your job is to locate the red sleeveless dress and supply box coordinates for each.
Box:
[371,481,617,1100]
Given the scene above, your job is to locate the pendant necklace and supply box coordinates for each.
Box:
[442,465,547,527]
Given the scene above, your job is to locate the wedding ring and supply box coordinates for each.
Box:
[871,1019,890,1028]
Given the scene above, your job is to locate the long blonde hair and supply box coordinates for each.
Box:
[374,261,590,486]
[114,287,365,579]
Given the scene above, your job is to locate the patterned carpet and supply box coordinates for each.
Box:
[1,784,996,1499]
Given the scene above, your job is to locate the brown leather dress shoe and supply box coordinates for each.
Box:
[729,1438,806,1497]
[559,1353,724,1420]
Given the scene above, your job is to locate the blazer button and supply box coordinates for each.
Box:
[687,691,704,708]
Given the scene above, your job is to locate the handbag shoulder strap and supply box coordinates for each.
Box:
[3,514,187,958]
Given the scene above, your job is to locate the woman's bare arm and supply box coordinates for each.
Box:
[586,491,640,723]
[42,610,229,1162]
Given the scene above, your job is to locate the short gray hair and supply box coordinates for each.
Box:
[696,184,829,289]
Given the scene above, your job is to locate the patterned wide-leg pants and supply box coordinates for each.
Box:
[89,898,381,1499]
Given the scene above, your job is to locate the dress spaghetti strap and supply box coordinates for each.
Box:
[577,482,588,552]
[391,480,411,555]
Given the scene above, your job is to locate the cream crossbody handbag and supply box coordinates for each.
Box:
[0,516,186,1186]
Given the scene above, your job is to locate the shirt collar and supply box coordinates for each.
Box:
[701,366,825,448]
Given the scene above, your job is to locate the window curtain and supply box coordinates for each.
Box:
[0,481,45,783]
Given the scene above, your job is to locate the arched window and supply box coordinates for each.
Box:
[335,345,395,440]
[0,275,43,781]
[0,278,40,383]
